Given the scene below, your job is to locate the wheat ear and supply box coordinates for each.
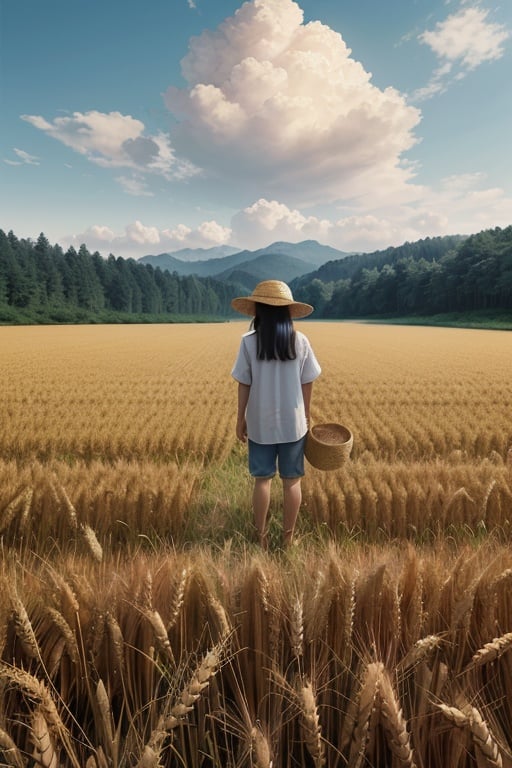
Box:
[347,662,384,768]
[0,726,25,768]
[378,671,417,767]
[96,679,117,763]
[464,632,512,672]
[54,482,78,529]
[47,607,79,664]
[467,706,503,768]
[250,725,272,768]
[290,593,304,660]
[144,610,175,665]
[10,593,39,659]
[397,635,442,672]
[456,696,503,768]
[18,487,34,532]
[0,490,24,533]
[167,568,187,632]
[437,699,503,768]
[136,645,222,766]
[0,665,81,768]
[31,706,59,768]
[79,523,103,562]
[106,611,125,673]
[298,680,325,767]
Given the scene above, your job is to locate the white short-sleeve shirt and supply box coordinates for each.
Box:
[231,329,321,444]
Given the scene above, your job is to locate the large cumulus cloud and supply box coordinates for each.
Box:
[164,0,421,206]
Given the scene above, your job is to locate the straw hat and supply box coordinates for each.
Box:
[231,280,314,319]
[305,423,353,470]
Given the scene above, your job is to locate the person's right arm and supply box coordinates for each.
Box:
[302,381,313,427]
[236,382,250,442]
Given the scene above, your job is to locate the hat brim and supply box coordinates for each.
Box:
[231,297,314,319]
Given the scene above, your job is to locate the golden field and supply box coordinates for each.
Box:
[1,321,512,767]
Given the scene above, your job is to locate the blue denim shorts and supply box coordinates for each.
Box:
[248,435,307,479]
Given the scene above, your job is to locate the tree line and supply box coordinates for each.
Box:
[0,230,238,323]
[2,225,512,324]
[292,227,512,318]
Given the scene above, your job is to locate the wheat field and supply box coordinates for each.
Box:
[1,321,512,767]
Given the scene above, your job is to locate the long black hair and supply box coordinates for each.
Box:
[253,303,297,361]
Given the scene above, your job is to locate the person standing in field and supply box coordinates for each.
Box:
[231,280,321,549]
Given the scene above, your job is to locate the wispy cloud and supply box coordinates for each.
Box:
[412,4,509,101]
[4,147,40,166]
[116,175,154,196]
[187,0,196,8]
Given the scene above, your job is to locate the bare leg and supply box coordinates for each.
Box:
[253,477,272,549]
[282,477,302,547]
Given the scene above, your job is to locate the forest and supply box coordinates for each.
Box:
[1,225,512,323]
[292,227,512,319]
[0,230,238,323]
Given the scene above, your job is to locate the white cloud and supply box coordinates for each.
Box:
[419,6,509,69]
[61,217,232,258]
[232,176,512,252]
[4,147,40,166]
[21,110,198,180]
[231,199,331,248]
[164,0,421,206]
[59,169,512,260]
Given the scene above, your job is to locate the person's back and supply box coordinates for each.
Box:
[231,281,321,548]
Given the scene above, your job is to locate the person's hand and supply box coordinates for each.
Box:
[236,417,247,442]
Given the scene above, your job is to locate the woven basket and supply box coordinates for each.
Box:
[305,423,353,471]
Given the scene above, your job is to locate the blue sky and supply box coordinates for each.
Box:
[1,0,511,258]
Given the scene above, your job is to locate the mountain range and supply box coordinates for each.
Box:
[137,240,350,290]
